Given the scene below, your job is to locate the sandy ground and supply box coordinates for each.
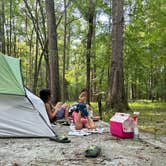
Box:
[0,121,166,166]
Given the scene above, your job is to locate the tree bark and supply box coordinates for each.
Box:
[62,0,67,102]
[0,0,5,53]
[86,0,95,104]
[33,0,39,94]
[91,13,97,102]
[13,19,16,56]
[9,0,12,55]
[131,82,136,99]
[164,66,166,102]
[106,0,129,112]
[45,0,61,104]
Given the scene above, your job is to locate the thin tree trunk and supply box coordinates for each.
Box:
[164,66,166,101]
[86,0,95,104]
[6,20,9,55]
[66,23,70,70]
[45,0,60,104]
[0,0,5,53]
[65,23,71,100]
[28,33,33,89]
[25,13,34,89]
[131,82,136,99]
[33,0,39,94]
[62,0,67,102]
[91,13,97,102]
[13,19,16,56]
[9,0,12,55]
[97,93,102,120]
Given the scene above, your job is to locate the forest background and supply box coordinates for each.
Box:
[0,0,165,116]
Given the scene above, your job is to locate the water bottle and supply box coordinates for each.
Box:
[89,111,93,118]
[133,112,140,140]
[70,119,75,130]
[134,121,139,140]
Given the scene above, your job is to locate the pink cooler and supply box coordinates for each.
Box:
[110,112,134,138]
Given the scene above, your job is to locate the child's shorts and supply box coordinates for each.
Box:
[55,107,65,120]
[72,111,88,125]
[50,107,65,123]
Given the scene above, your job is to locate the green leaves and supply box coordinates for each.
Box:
[124,0,166,100]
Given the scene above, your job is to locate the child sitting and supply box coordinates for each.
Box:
[71,88,96,130]
[72,103,96,130]
[39,89,70,123]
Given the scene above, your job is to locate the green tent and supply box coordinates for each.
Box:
[0,53,56,137]
[0,53,25,95]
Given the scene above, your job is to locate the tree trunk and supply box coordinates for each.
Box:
[6,20,9,55]
[13,19,16,56]
[45,0,60,104]
[131,82,136,99]
[0,0,5,53]
[27,24,34,89]
[62,0,67,102]
[86,0,95,104]
[9,0,12,55]
[33,0,39,94]
[164,66,166,102]
[97,93,102,120]
[106,0,129,112]
[66,23,70,70]
[91,13,97,102]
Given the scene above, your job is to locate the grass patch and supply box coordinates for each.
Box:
[129,100,166,135]
[129,100,166,109]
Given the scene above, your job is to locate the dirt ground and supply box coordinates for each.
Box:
[0,121,166,166]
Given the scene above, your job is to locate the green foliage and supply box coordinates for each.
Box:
[1,0,165,102]
[124,0,166,100]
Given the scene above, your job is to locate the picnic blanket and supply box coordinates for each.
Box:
[68,124,106,136]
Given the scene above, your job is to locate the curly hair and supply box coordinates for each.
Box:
[39,88,51,103]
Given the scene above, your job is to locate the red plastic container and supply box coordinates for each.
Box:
[110,113,134,138]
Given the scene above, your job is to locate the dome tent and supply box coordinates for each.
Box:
[0,53,56,137]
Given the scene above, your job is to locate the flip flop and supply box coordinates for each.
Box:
[85,145,101,158]
[49,135,71,143]
[55,119,66,123]
[53,119,66,125]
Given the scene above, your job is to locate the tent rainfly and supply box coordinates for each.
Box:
[0,53,56,137]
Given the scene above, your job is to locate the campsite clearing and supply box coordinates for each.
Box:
[0,121,166,166]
